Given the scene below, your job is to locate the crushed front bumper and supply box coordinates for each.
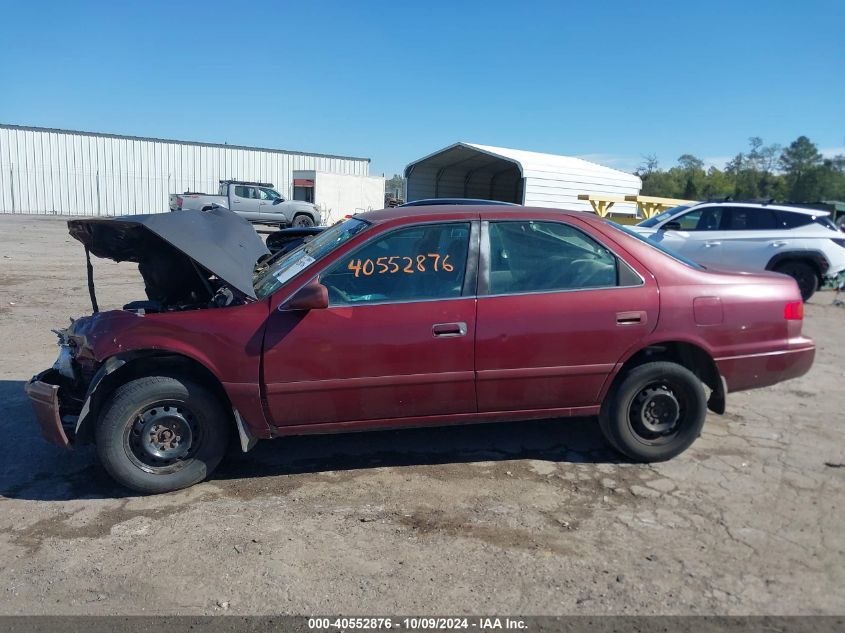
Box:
[25,370,73,449]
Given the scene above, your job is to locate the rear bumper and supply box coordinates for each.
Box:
[24,370,73,449]
[715,338,815,393]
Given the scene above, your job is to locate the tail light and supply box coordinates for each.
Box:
[176,197,183,208]
[784,301,803,320]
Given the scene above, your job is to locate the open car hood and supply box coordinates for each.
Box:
[68,207,270,300]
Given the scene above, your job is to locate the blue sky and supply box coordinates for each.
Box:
[1,0,843,176]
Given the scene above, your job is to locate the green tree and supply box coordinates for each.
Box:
[701,167,733,199]
[676,154,705,199]
[780,136,823,202]
[630,135,845,205]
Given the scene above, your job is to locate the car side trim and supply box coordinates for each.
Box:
[477,363,615,380]
[264,370,476,394]
[269,404,603,435]
[462,220,481,296]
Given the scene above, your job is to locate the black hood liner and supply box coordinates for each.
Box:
[68,208,270,300]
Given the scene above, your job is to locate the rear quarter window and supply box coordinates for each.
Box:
[777,211,814,229]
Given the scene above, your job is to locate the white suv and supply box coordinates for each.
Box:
[631,202,845,300]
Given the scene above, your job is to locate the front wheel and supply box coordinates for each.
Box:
[96,376,229,494]
[599,361,707,462]
[292,214,316,228]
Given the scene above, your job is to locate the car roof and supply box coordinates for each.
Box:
[356,205,587,225]
[399,198,518,207]
[688,201,830,217]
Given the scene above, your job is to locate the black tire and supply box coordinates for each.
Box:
[774,261,818,302]
[292,214,315,228]
[95,376,229,494]
[599,361,707,462]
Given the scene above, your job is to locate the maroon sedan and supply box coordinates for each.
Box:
[26,206,815,493]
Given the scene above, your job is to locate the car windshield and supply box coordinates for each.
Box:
[608,222,705,270]
[637,205,691,228]
[254,218,370,298]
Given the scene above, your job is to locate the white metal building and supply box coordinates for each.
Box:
[0,124,371,216]
[292,170,385,224]
[405,142,642,213]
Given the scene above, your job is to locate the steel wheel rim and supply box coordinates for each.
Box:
[124,401,203,474]
[627,380,686,446]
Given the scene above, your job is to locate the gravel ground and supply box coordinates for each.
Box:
[0,215,843,616]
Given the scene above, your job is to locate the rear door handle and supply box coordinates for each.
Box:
[704,241,721,247]
[616,311,646,325]
[432,322,467,337]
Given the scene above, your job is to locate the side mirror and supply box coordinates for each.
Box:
[283,281,328,311]
[273,198,283,205]
[662,221,682,231]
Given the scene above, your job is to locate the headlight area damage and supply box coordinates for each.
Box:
[25,207,270,449]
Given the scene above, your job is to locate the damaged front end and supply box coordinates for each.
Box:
[25,321,99,448]
[25,207,271,449]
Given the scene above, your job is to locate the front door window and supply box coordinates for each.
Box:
[321,223,471,305]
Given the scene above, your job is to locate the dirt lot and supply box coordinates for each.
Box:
[0,214,843,616]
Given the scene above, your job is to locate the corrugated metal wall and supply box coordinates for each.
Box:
[522,167,639,214]
[0,125,370,216]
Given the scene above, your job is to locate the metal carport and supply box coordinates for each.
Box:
[404,142,642,213]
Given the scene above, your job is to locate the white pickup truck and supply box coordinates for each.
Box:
[169,180,321,227]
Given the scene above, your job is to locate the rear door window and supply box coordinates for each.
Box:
[722,207,779,230]
[234,186,256,199]
[486,220,639,294]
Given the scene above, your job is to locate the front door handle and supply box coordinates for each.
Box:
[616,311,646,325]
[704,241,721,247]
[432,322,467,338]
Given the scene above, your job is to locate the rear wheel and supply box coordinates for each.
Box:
[96,376,229,494]
[599,362,707,462]
[292,214,315,228]
[774,261,818,301]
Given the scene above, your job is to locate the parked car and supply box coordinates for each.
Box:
[400,198,518,207]
[169,179,321,227]
[262,200,514,252]
[26,205,814,493]
[266,226,325,255]
[631,201,845,300]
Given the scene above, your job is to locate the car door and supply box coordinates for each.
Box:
[262,221,479,427]
[258,187,286,224]
[649,206,726,267]
[230,185,261,221]
[475,218,658,413]
[716,206,783,272]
